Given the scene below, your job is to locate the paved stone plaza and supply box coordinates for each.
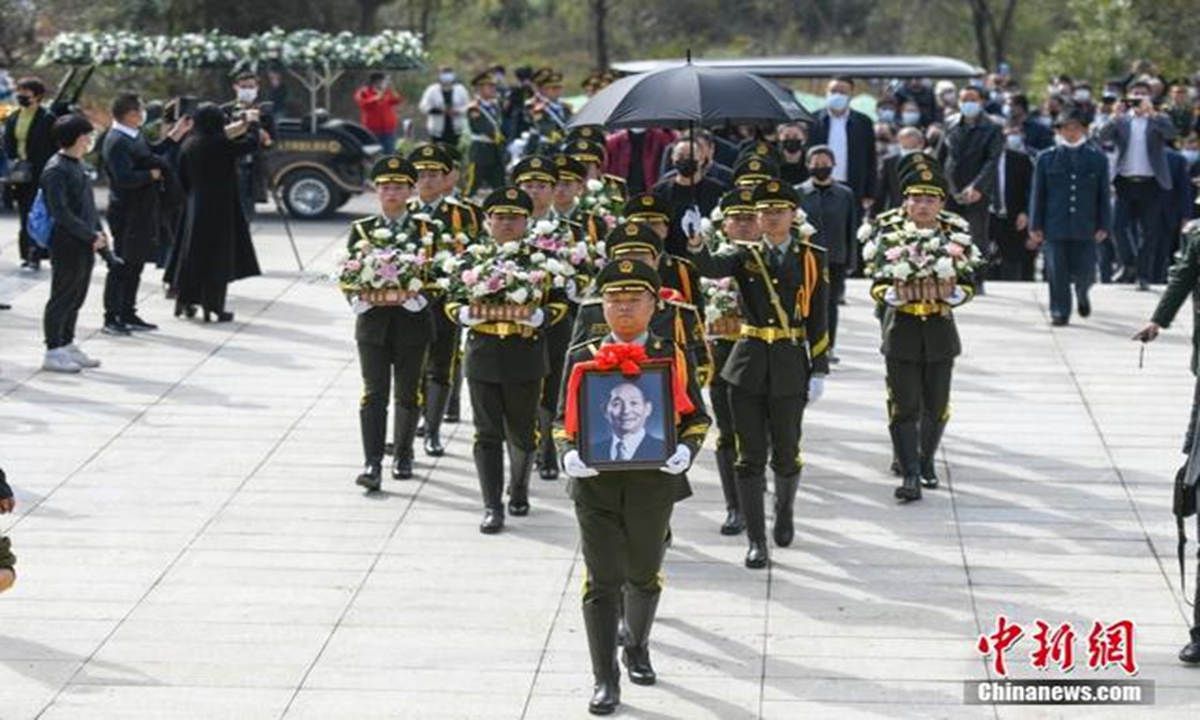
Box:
[1,199,1198,719]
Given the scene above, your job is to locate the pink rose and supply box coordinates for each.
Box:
[946,243,965,259]
[885,246,904,261]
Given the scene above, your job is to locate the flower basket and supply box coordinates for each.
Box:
[708,316,742,337]
[894,277,958,303]
[469,303,535,321]
[360,288,415,306]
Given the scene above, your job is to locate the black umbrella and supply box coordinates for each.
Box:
[568,62,812,130]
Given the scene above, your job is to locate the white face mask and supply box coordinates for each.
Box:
[236,87,258,104]
[1057,135,1087,149]
[439,72,455,84]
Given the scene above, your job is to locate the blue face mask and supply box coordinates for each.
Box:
[960,101,983,118]
[901,110,922,126]
[826,93,850,111]
[1184,149,1200,165]
[878,108,896,124]
[1005,134,1024,151]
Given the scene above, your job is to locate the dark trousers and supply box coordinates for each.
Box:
[1043,240,1096,322]
[358,337,428,463]
[237,163,257,222]
[11,182,42,262]
[710,376,736,452]
[577,497,673,608]
[103,258,146,323]
[201,281,230,314]
[1183,378,1200,631]
[730,386,805,479]
[426,307,459,387]
[953,201,991,291]
[828,263,847,349]
[469,378,542,454]
[1114,177,1167,282]
[989,214,1035,281]
[43,238,95,349]
[886,357,953,474]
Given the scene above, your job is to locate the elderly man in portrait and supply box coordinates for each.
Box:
[591,381,666,462]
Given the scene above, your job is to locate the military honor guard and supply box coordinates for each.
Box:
[555,259,710,715]
[465,70,508,197]
[552,154,610,244]
[448,187,569,533]
[524,68,574,156]
[624,194,706,315]
[565,133,629,204]
[346,157,434,492]
[687,181,831,569]
[407,144,483,456]
[863,156,977,502]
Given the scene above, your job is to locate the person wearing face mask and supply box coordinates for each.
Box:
[1166,81,1198,139]
[221,70,275,223]
[1071,83,1097,125]
[3,77,56,273]
[775,123,809,185]
[419,66,470,147]
[101,92,192,336]
[894,78,939,126]
[877,127,931,212]
[808,76,878,216]
[651,140,725,257]
[1029,108,1111,325]
[798,146,857,360]
[989,123,1036,281]
[898,101,924,129]
[876,96,899,130]
[1097,80,1179,289]
[937,85,1003,289]
[1003,94,1054,152]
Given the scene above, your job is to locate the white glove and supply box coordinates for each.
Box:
[680,206,703,239]
[457,306,485,327]
[808,375,825,404]
[943,286,967,306]
[659,444,692,475]
[562,449,599,479]
[518,307,545,328]
[401,294,428,312]
[882,287,904,307]
[352,298,372,315]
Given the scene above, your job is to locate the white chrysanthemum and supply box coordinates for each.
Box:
[933,257,956,278]
[371,228,392,240]
[534,220,558,236]
[799,223,817,236]
[509,287,529,304]
[891,264,913,281]
[407,278,424,292]
[862,241,878,260]
[856,222,874,241]
[586,179,604,193]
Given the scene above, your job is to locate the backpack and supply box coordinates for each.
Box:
[27,188,55,249]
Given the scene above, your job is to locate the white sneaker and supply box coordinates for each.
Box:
[43,348,82,374]
[63,344,101,369]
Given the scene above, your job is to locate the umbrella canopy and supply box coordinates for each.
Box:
[568,64,811,130]
[611,55,985,79]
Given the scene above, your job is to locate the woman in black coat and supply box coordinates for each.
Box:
[169,103,261,322]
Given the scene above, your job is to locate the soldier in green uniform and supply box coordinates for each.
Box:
[348,157,434,492]
[731,156,780,189]
[1133,206,1200,664]
[702,188,766,536]
[465,70,507,198]
[864,156,975,502]
[552,154,610,245]
[555,259,710,715]
[571,223,712,387]
[624,194,706,316]
[407,144,482,456]
[524,68,573,157]
[0,468,15,594]
[565,135,628,203]
[687,181,831,569]
[448,187,570,533]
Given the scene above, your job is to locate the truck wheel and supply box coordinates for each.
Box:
[281,170,336,219]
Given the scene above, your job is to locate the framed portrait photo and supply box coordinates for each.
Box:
[578,366,676,471]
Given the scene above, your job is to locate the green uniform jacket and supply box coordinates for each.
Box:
[555,333,711,511]
[866,208,976,362]
[659,254,706,320]
[1151,222,1200,376]
[347,215,436,347]
[690,234,831,395]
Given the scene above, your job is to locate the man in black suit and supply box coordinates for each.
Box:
[589,381,667,463]
[807,76,878,215]
[989,124,1036,281]
[876,128,928,213]
[101,93,190,335]
[938,85,1004,291]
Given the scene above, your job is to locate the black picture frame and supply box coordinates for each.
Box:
[578,366,676,471]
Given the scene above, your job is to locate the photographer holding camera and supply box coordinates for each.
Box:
[1097,79,1179,289]
[222,70,275,222]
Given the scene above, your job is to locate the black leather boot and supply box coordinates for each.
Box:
[1180,627,1200,664]
[622,588,661,686]
[583,600,621,715]
[738,474,769,569]
[355,404,385,492]
[475,444,505,534]
[716,446,744,536]
[444,365,463,423]
[423,381,450,457]
[391,406,419,480]
[919,416,947,489]
[773,471,801,547]
[536,408,559,480]
[892,423,922,502]
[507,444,535,516]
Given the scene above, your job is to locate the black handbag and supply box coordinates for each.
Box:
[6,160,33,185]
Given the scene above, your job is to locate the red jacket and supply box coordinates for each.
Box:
[354,87,402,135]
[604,129,677,191]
